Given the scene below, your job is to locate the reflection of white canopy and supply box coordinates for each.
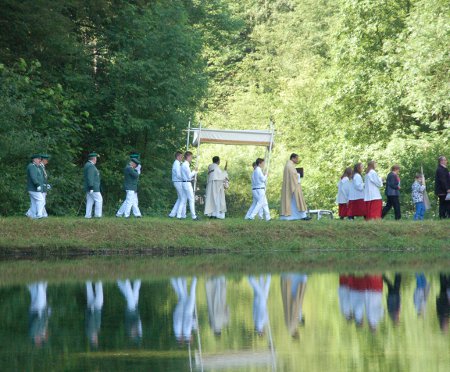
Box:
[192,129,274,147]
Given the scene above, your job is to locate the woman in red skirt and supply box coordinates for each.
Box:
[364,160,383,220]
[348,163,366,219]
[336,167,353,219]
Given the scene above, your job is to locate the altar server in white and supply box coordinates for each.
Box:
[169,151,185,218]
[364,160,383,220]
[177,151,199,220]
[245,162,264,220]
[247,158,271,221]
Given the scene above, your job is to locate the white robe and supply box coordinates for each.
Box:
[204,163,228,219]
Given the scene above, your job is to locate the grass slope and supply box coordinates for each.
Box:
[0,216,448,254]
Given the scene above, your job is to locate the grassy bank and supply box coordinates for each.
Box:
[0,216,448,254]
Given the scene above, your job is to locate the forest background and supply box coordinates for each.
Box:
[0,0,448,217]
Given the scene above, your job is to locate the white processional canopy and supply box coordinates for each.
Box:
[191,128,274,147]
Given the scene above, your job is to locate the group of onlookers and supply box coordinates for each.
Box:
[336,156,450,220]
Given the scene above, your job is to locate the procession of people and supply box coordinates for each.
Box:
[25,151,449,220]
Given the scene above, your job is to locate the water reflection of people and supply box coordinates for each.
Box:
[248,275,271,335]
[338,275,352,321]
[205,276,229,335]
[436,273,450,333]
[28,282,51,347]
[365,275,384,331]
[117,279,142,342]
[414,273,430,316]
[348,276,366,327]
[281,274,307,338]
[86,281,103,347]
[383,273,401,324]
[171,277,198,343]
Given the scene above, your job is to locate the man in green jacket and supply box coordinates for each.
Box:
[116,158,142,218]
[83,152,103,218]
[26,154,45,219]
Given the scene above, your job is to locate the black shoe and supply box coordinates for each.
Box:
[301,217,312,221]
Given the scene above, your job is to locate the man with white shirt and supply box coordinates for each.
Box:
[364,160,383,220]
[245,162,263,220]
[177,151,199,220]
[248,158,271,221]
[169,151,185,218]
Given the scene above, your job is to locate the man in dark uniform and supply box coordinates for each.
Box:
[116,158,142,218]
[26,154,45,219]
[83,152,102,218]
[435,156,450,219]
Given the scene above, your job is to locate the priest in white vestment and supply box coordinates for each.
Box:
[204,156,228,219]
[280,153,310,220]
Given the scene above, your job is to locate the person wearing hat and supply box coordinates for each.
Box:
[40,154,51,218]
[83,152,103,218]
[116,158,142,218]
[130,153,142,174]
[26,154,45,219]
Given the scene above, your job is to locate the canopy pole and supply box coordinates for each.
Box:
[186,119,191,151]
[267,309,277,371]
[265,119,275,181]
[193,121,201,204]
[194,302,204,372]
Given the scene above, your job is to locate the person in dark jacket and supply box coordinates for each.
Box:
[26,154,45,219]
[116,158,142,218]
[382,165,401,220]
[83,152,102,218]
[435,156,450,219]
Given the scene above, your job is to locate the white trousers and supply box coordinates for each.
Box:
[117,190,141,217]
[85,192,103,218]
[28,191,45,219]
[86,281,104,312]
[170,182,185,218]
[178,182,196,219]
[250,189,271,220]
[42,192,48,217]
[245,193,264,219]
[117,279,141,312]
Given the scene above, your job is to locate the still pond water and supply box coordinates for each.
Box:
[0,272,449,371]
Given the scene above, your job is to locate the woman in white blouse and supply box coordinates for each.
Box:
[348,163,366,219]
[364,160,383,220]
[336,167,353,219]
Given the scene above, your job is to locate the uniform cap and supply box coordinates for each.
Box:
[88,152,99,158]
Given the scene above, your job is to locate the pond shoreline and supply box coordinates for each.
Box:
[0,216,448,253]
